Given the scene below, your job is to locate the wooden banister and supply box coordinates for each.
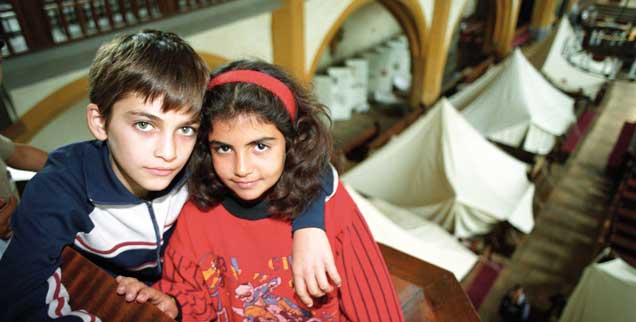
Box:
[60,243,481,322]
[60,247,176,322]
[379,244,482,322]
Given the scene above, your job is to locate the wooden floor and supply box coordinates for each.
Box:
[478,81,636,322]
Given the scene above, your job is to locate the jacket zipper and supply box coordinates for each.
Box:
[145,200,163,274]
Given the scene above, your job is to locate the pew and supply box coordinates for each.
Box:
[607,122,636,179]
[555,110,598,162]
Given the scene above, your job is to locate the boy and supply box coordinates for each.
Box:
[0,30,338,322]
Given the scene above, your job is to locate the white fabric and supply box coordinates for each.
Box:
[542,19,605,98]
[559,258,636,322]
[313,75,351,121]
[362,49,396,102]
[524,125,557,155]
[345,185,477,280]
[343,99,535,237]
[345,59,370,112]
[449,64,504,110]
[7,167,36,182]
[462,49,576,154]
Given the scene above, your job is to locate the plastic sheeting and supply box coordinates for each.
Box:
[542,19,605,98]
[559,258,636,322]
[343,99,535,238]
[462,49,575,155]
[346,185,477,280]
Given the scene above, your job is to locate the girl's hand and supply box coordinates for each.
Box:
[292,227,342,307]
[115,276,179,319]
[0,196,17,240]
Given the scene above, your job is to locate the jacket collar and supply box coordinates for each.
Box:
[83,140,188,204]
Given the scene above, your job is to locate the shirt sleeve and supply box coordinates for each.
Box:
[154,213,216,322]
[0,134,15,161]
[290,163,335,232]
[0,171,94,322]
[336,197,405,322]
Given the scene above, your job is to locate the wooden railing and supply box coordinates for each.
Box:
[60,244,481,322]
[0,0,237,57]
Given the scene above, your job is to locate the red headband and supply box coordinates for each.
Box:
[207,70,297,121]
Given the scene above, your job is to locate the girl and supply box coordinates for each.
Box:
[117,60,404,321]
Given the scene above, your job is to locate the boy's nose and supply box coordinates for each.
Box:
[155,134,177,162]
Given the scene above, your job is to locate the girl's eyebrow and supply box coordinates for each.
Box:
[250,137,277,144]
[208,137,278,146]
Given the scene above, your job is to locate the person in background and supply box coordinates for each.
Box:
[0,134,48,240]
[499,284,531,322]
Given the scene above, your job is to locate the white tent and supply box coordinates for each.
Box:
[559,258,636,322]
[345,58,370,112]
[343,99,535,238]
[462,49,576,155]
[542,19,606,98]
[362,49,399,104]
[313,67,356,121]
[346,185,477,280]
[386,35,412,92]
[449,63,503,110]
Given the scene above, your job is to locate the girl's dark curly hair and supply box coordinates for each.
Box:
[188,60,333,219]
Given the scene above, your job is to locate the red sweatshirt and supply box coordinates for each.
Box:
[155,180,404,322]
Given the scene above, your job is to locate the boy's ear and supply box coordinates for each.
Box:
[86,103,108,141]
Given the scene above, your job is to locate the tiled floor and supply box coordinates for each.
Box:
[478,81,636,322]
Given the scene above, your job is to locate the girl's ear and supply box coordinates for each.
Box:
[86,103,108,141]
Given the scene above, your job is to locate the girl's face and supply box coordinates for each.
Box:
[208,113,286,202]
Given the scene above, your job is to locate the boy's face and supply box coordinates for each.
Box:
[87,94,199,197]
[208,113,285,202]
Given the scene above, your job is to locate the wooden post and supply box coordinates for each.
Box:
[9,0,55,50]
[494,0,521,58]
[272,0,305,82]
[421,0,451,106]
[531,0,558,40]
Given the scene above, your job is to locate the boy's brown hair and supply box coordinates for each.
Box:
[89,29,209,122]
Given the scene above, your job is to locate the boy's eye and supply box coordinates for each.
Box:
[179,126,196,136]
[135,121,153,132]
[255,143,269,152]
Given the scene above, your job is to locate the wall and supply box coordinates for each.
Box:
[304,0,353,74]
[9,69,87,118]
[315,2,403,72]
[419,0,434,29]
[186,13,273,62]
[28,98,92,151]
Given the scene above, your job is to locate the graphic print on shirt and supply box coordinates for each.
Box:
[200,253,335,321]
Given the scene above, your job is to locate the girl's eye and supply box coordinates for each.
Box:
[179,126,196,136]
[135,121,153,132]
[255,143,269,152]
[214,145,231,154]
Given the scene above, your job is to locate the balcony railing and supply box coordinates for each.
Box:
[0,0,236,58]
